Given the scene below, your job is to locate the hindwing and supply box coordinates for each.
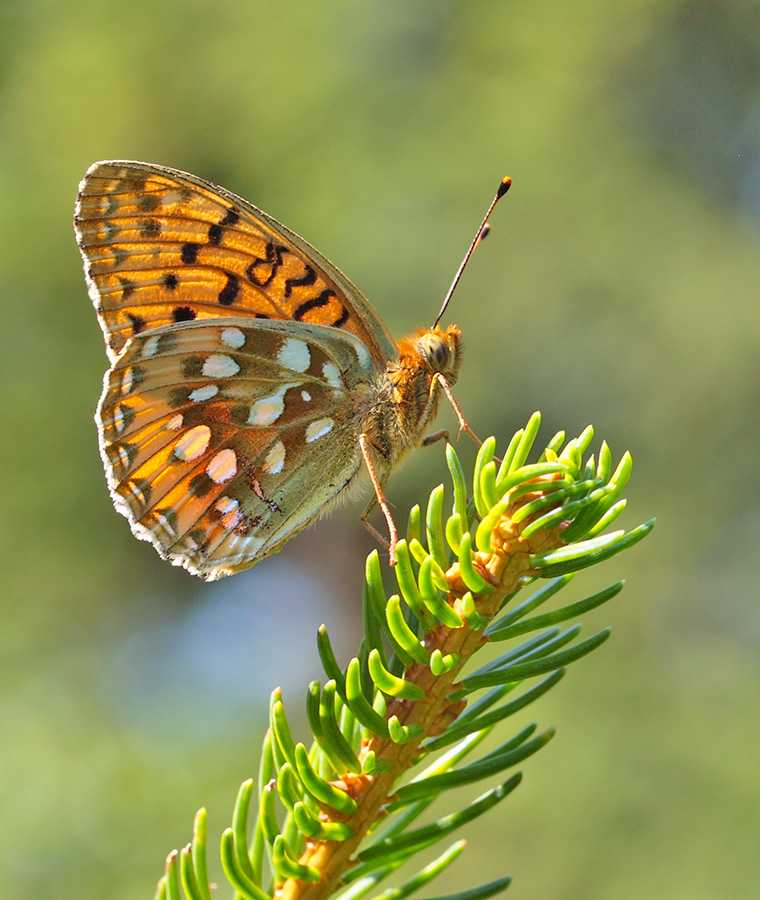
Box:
[98,318,378,578]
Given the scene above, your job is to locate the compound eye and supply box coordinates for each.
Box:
[418,334,450,372]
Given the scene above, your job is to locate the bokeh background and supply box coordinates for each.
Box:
[2,1,759,898]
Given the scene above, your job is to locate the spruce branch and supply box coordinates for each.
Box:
[154,413,654,900]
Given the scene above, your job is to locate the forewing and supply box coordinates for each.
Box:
[98,318,377,579]
[75,160,398,366]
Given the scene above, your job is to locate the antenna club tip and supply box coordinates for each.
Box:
[498,176,512,197]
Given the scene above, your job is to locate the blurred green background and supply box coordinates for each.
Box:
[2,1,758,898]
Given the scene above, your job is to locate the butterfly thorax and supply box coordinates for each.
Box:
[359,324,462,466]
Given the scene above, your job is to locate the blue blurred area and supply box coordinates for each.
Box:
[99,559,344,745]
[1,1,759,898]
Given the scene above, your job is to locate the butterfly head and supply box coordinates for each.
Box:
[414,324,463,386]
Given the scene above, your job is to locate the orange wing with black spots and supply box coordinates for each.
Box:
[74,161,398,367]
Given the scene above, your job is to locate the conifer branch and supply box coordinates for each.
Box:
[154,413,654,900]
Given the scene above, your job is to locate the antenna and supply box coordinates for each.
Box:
[433,176,512,328]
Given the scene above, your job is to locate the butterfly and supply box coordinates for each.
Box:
[75,161,509,580]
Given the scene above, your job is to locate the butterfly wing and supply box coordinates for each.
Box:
[74,160,398,367]
[99,318,377,579]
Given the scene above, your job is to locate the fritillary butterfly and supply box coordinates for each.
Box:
[74,161,509,580]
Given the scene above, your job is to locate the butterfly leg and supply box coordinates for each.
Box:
[358,433,399,564]
[433,374,482,446]
[431,375,504,465]
[422,428,451,447]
